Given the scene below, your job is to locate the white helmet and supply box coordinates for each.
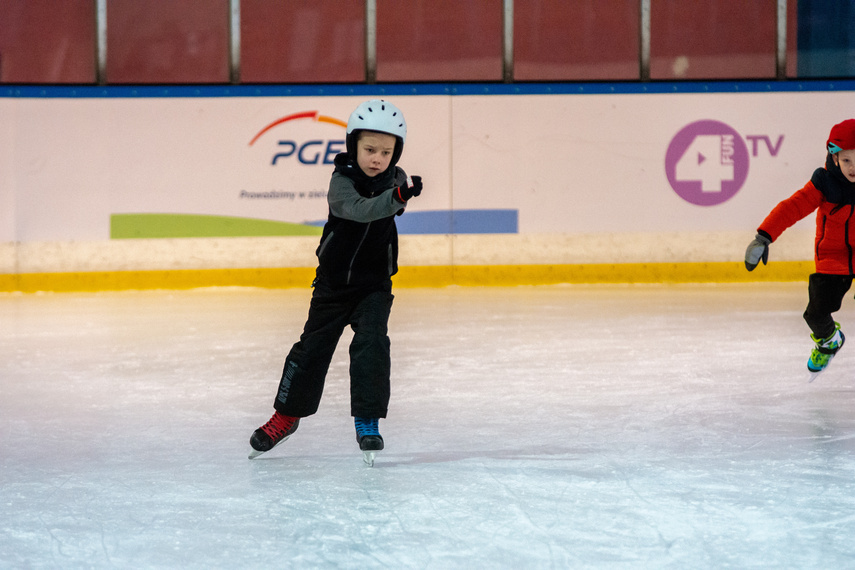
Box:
[347,99,407,141]
[346,99,407,167]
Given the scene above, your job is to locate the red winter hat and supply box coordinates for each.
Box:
[827,119,855,154]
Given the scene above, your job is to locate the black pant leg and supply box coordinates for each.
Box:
[348,289,394,418]
[803,273,853,339]
[273,287,350,417]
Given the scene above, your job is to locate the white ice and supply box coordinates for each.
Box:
[2,283,855,568]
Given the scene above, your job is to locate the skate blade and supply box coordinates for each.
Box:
[247,434,291,460]
[807,357,835,383]
[362,451,376,467]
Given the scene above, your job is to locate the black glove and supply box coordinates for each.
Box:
[394,175,422,203]
[744,232,771,271]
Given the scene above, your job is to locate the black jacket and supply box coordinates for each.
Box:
[315,153,407,289]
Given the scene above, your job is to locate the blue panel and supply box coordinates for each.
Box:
[306,209,518,235]
[451,209,517,234]
[396,210,453,234]
[397,209,518,235]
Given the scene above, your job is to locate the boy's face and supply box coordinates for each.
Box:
[356,131,397,178]
[833,149,855,183]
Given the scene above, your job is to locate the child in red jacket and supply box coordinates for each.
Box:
[745,119,855,375]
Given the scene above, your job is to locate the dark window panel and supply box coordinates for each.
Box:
[796,0,855,78]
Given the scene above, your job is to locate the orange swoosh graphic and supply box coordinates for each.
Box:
[249,111,346,146]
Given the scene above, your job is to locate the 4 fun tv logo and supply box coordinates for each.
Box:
[665,120,783,206]
[249,111,347,165]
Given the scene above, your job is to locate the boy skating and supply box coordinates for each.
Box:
[249,99,423,464]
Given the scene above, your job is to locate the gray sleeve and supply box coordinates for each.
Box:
[328,171,406,222]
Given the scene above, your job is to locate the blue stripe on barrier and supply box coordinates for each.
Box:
[308,209,518,234]
[4,80,855,99]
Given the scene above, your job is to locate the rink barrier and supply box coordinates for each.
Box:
[0,261,814,292]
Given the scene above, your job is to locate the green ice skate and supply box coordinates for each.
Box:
[807,322,845,381]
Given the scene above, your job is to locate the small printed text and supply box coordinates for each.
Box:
[239,190,328,200]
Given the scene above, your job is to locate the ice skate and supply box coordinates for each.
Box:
[248,412,300,459]
[807,323,844,382]
[355,417,384,467]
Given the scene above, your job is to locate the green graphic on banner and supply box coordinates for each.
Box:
[110,214,323,239]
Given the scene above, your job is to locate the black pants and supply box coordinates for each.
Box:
[804,273,853,339]
[272,279,394,419]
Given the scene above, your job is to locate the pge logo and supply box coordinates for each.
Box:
[249,111,347,166]
[665,120,750,206]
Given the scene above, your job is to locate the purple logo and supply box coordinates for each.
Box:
[665,120,750,206]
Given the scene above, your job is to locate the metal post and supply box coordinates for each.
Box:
[96,0,107,84]
[229,0,241,84]
[503,0,514,83]
[776,0,787,79]
[365,0,377,83]
[639,0,650,81]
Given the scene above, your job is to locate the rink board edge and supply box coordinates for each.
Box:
[0,261,812,293]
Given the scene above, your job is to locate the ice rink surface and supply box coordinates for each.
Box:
[2,282,855,568]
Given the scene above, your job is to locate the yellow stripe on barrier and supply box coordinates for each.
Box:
[0,268,317,293]
[395,261,814,287]
[0,261,813,293]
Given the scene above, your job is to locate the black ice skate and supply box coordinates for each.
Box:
[248,412,300,459]
[355,417,384,467]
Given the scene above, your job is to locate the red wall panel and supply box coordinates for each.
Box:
[0,0,96,83]
[240,0,364,83]
[514,0,639,81]
[106,0,229,84]
[376,0,503,82]
[0,0,809,86]
[650,0,777,80]
[786,0,798,78]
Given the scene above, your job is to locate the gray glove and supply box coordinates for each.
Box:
[744,233,771,271]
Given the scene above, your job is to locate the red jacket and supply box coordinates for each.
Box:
[759,179,855,275]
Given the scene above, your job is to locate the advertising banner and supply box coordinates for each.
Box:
[451,91,837,234]
[1,85,852,279]
[5,95,453,242]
